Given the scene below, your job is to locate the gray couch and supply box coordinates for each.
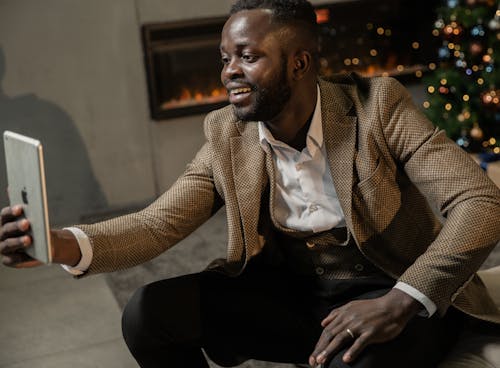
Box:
[438,266,500,368]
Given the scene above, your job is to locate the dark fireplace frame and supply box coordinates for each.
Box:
[142,17,228,120]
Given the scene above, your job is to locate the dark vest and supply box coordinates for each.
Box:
[263,142,390,282]
[272,221,388,281]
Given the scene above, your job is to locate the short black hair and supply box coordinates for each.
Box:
[230,0,319,63]
[230,0,317,27]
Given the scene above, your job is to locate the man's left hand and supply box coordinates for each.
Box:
[309,288,422,367]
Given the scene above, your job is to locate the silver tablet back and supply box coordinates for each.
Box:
[3,131,52,264]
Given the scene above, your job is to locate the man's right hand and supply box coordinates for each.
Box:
[0,205,42,268]
[1,205,82,268]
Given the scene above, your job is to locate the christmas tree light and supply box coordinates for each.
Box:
[424,0,500,153]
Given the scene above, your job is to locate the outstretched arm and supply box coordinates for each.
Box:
[1,139,220,275]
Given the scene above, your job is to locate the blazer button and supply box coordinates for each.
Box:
[354,264,365,272]
[315,267,325,276]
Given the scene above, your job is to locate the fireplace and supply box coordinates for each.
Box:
[142,17,227,120]
[142,0,439,121]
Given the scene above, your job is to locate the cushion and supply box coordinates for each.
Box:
[438,266,500,368]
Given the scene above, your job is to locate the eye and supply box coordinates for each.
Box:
[220,55,230,65]
[242,54,258,63]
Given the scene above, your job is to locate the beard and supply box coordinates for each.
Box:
[232,59,292,122]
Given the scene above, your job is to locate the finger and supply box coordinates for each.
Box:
[2,252,38,268]
[313,318,346,353]
[15,258,42,268]
[343,332,370,364]
[0,219,31,240]
[310,322,351,366]
[310,328,334,366]
[0,205,24,225]
[312,325,336,357]
[321,309,340,327]
[316,329,356,365]
[0,235,32,255]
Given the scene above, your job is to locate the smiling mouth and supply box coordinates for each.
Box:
[230,87,252,95]
[228,87,253,105]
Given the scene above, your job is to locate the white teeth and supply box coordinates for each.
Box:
[231,87,251,95]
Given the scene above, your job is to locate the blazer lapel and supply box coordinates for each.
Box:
[319,79,358,234]
[230,121,268,261]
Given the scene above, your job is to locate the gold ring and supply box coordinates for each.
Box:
[346,328,355,339]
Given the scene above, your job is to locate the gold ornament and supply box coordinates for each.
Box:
[439,86,450,95]
[470,123,484,140]
[442,22,463,40]
[470,41,484,55]
[481,89,500,110]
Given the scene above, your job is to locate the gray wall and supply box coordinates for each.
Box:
[0,0,376,227]
[0,0,157,226]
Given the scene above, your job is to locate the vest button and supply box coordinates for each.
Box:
[309,204,319,213]
[315,267,325,276]
[306,242,315,249]
[354,264,365,272]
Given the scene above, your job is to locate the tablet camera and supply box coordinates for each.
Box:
[21,187,28,204]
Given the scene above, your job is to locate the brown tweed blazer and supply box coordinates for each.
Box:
[77,74,500,322]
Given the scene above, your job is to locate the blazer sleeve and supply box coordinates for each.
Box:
[378,77,500,315]
[74,138,222,276]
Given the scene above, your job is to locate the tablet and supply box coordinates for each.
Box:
[3,131,52,264]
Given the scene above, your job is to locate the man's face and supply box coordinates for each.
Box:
[220,9,292,122]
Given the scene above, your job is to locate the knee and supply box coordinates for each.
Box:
[121,276,201,350]
[121,284,159,350]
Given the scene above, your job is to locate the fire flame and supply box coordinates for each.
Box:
[162,87,228,110]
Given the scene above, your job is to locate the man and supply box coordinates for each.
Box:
[1,0,500,367]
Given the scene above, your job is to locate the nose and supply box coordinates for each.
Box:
[221,58,243,82]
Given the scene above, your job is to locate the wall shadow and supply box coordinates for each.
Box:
[0,47,107,226]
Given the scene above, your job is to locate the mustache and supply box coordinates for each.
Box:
[223,79,256,90]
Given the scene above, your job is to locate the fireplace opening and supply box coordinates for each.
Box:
[142,0,439,121]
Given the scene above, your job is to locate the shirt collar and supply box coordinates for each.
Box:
[258,85,322,154]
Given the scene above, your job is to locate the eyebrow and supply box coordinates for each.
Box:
[219,42,252,52]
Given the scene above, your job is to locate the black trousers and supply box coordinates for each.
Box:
[121,259,463,368]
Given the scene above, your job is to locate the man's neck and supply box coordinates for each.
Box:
[282,114,313,151]
[264,83,317,150]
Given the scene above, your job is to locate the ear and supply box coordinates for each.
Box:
[292,50,312,80]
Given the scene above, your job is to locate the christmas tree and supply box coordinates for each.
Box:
[423,0,500,154]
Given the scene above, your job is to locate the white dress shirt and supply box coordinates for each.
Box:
[64,85,437,316]
[258,86,345,233]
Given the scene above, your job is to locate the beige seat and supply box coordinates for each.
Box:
[438,266,500,368]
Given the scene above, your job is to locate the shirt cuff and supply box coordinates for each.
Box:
[60,227,93,276]
[394,282,437,317]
